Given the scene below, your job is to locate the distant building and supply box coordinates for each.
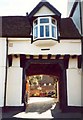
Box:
[0,0,82,112]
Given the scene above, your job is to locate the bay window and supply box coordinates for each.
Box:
[33,17,57,40]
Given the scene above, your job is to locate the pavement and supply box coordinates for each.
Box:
[1,97,83,120]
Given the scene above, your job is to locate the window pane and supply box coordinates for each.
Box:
[52,26,56,38]
[40,18,49,23]
[34,26,38,39]
[40,26,44,37]
[45,25,49,37]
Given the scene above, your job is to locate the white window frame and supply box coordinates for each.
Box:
[33,16,57,40]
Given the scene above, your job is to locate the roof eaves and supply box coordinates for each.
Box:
[59,36,81,40]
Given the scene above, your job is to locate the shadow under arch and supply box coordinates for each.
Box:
[22,59,67,112]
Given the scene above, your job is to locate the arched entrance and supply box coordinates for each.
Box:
[23,59,67,111]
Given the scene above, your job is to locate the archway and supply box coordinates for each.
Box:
[23,59,67,111]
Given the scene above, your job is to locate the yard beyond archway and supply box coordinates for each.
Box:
[28,75,59,99]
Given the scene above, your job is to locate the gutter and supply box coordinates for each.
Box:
[4,37,8,106]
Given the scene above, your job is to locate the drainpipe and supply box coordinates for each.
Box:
[79,2,83,71]
[4,37,8,106]
[79,1,83,107]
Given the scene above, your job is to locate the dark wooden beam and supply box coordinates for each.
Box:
[39,55,42,59]
[78,55,82,68]
[64,54,70,69]
[48,54,51,59]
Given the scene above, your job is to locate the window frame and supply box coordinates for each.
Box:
[33,17,57,40]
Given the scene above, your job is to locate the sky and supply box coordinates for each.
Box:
[0,0,68,18]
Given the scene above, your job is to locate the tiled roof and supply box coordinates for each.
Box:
[0,16,81,39]
[2,16,31,37]
[60,18,81,39]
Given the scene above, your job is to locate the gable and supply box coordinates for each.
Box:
[34,5,55,16]
[29,1,61,18]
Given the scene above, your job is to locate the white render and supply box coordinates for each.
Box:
[6,66,23,106]
[0,38,6,107]
[34,5,55,16]
[67,57,82,106]
[6,56,23,106]
[67,68,82,106]
[0,38,6,66]
[68,57,78,68]
[8,38,81,55]
[0,67,6,107]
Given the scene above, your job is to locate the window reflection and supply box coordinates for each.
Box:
[40,18,49,23]
[40,26,44,37]
[45,25,49,37]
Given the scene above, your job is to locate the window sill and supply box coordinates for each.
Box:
[32,38,58,46]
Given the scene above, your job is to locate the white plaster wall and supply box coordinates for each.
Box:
[6,55,22,106]
[0,67,6,107]
[50,40,81,55]
[0,38,6,66]
[6,56,23,106]
[67,68,82,106]
[8,39,81,55]
[68,58,77,68]
[67,57,82,106]
[0,38,6,107]
[12,55,20,67]
[6,66,23,106]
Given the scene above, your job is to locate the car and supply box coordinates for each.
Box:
[47,91,55,97]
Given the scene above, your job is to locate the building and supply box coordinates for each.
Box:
[0,0,82,112]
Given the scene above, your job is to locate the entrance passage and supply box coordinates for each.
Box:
[24,61,64,115]
[25,62,62,100]
[24,60,67,114]
[25,74,61,117]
